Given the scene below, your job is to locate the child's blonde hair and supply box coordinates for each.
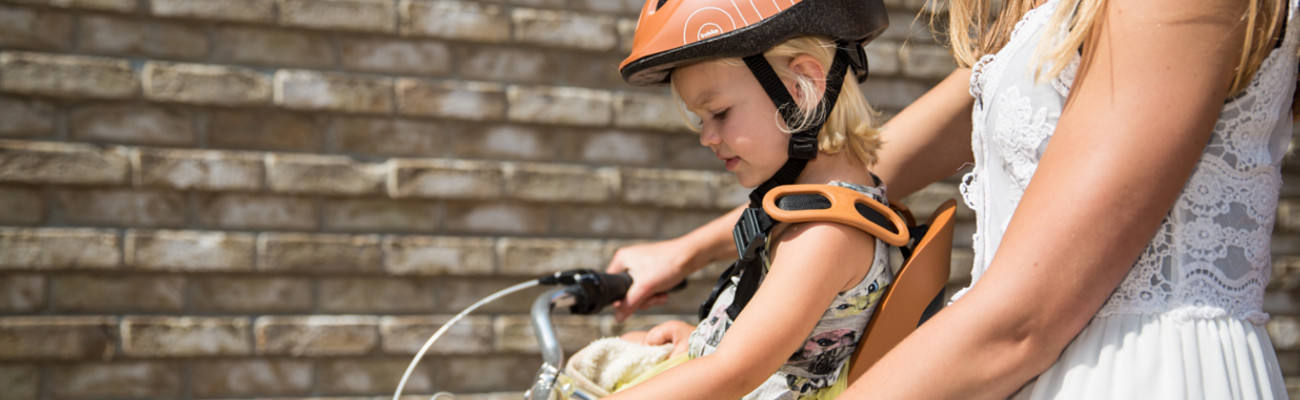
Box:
[673,36,883,168]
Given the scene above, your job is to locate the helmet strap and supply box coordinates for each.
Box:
[739,46,855,208]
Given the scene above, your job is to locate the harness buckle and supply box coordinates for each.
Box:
[732,207,773,262]
[788,135,819,160]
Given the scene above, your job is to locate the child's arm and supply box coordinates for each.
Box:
[605,221,878,400]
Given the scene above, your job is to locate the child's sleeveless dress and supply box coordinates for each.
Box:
[957,0,1296,398]
[687,181,894,399]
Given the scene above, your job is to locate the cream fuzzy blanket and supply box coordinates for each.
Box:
[563,337,674,396]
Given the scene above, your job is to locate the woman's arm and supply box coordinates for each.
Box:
[845,0,1251,398]
[608,68,976,319]
[873,67,976,202]
[606,221,879,399]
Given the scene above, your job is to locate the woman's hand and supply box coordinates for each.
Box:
[641,320,696,358]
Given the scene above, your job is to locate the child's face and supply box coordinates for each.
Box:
[672,60,790,188]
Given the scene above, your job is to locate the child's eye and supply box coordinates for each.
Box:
[712,109,729,121]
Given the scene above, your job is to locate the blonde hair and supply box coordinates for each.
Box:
[946,0,1289,105]
[672,36,883,167]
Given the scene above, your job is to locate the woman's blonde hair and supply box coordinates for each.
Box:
[947,0,1289,103]
[673,36,883,167]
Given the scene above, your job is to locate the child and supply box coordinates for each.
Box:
[579,0,897,398]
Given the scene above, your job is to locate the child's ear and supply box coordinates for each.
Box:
[787,54,827,103]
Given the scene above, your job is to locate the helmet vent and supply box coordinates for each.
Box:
[655,0,668,11]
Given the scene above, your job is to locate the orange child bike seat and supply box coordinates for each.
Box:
[848,199,957,382]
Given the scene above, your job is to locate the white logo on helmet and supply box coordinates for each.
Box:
[683,7,737,43]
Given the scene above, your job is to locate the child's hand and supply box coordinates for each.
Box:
[605,239,696,322]
[642,320,695,358]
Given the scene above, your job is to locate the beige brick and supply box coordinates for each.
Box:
[323,198,439,232]
[319,358,434,395]
[389,158,504,199]
[122,317,251,357]
[0,228,120,270]
[213,26,333,68]
[0,316,116,360]
[69,103,194,145]
[862,72,932,111]
[497,238,603,276]
[401,0,509,42]
[10,0,138,12]
[495,314,602,353]
[881,11,935,43]
[0,365,38,400]
[125,229,256,272]
[320,277,436,313]
[617,17,636,53]
[151,0,275,22]
[381,315,493,355]
[432,278,534,314]
[563,130,661,166]
[384,235,494,276]
[714,173,748,208]
[620,168,717,208]
[453,124,558,161]
[267,153,386,195]
[504,162,615,203]
[208,109,326,151]
[563,52,626,88]
[508,85,612,127]
[443,202,549,235]
[0,186,43,224]
[397,78,505,120]
[255,315,379,356]
[865,40,901,76]
[51,361,181,398]
[0,51,136,99]
[1278,198,1300,234]
[512,8,617,51]
[554,205,658,237]
[1268,315,1298,350]
[430,355,537,392]
[192,276,313,312]
[456,46,558,84]
[134,148,261,191]
[275,70,394,113]
[340,38,452,75]
[56,188,187,227]
[0,95,54,137]
[614,91,683,132]
[334,116,448,157]
[52,274,184,312]
[191,360,311,396]
[143,61,272,106]
[279,0,396,33]
[0,4,73,51]
[0,274,44,312]
[900,43,957,80]
[79,15,208,59]
[573,0,642,14]
[667,134,722,170]
[660,209,729,239]
[196,193,317,230]
[258,233,383,273]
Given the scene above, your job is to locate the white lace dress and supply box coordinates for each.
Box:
[955,0,1295,398]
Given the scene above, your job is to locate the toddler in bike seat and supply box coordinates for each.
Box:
[564,0,900,398]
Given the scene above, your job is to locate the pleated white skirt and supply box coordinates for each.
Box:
[1012,314,1288,400]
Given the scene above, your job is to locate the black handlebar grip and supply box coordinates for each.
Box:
[566,271,632,315]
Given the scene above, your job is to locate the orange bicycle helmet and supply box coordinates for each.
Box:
[620,0,888,86]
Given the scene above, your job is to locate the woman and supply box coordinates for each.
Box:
[609,0,1294,397]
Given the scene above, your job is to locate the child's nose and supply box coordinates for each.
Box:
[699,127,720,147]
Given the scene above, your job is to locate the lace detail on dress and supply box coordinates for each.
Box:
[958,0,1298,323]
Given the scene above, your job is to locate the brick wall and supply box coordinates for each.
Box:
[0,0,1295,399]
